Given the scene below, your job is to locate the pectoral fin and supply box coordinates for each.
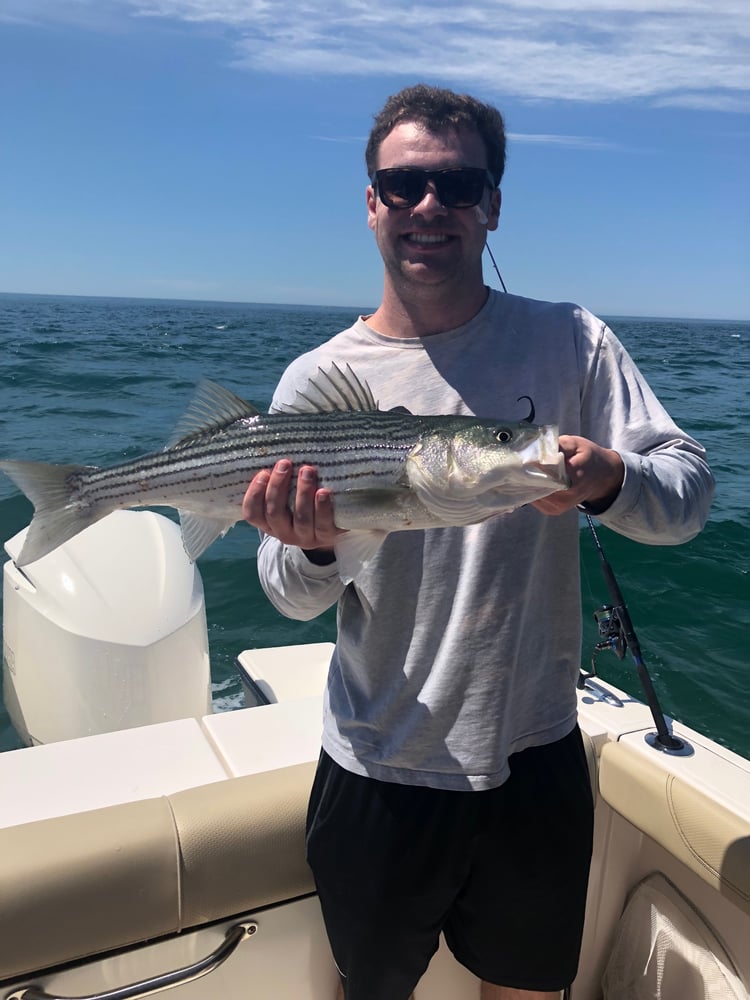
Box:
[334,486,433,528]
[403,469,514,523]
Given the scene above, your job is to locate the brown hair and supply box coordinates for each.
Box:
[365,84,506,185]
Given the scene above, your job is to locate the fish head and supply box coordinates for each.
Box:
[405,418,570,520]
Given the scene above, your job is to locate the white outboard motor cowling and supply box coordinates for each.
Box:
[2,510,212,746]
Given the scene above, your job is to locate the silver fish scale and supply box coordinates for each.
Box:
[70,410,423,506]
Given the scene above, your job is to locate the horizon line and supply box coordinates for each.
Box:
[1,289,747,326]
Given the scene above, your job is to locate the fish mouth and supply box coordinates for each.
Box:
[532,451,569,485]
[519,426,569,486]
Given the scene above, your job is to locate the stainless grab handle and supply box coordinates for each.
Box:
[6,921,257,1000]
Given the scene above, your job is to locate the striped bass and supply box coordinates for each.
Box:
[0,365,569,581]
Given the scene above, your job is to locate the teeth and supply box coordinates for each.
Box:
[407,233,449,244]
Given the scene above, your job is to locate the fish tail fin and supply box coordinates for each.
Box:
[0,459,106,566]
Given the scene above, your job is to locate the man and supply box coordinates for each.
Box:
[243,85,714,1000]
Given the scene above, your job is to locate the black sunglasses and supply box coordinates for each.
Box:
[371,167,496,210]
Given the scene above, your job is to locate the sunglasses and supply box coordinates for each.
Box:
[371,167,495,210]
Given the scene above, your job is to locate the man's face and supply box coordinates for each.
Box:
[367,122,501,296]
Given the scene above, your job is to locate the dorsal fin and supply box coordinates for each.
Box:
[285,363,379,413]
[167,379,259,448]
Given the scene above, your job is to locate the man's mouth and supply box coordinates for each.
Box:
[403,232,452,246]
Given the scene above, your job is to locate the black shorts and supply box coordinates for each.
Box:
[306,727,594,1000]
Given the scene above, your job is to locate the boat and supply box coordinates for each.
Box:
[0,510,748,999]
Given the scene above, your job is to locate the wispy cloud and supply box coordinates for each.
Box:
[309,131,616,150]
[7,0,750,111]
[0,0,123,29]
[508,133,620,151]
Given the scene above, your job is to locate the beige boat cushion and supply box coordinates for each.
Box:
[171,762,317,928]
[602,872,749,999]
[0,761,317,982]
[599,740,750,917]
[0,737,598,983]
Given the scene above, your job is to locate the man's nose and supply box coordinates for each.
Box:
[413,181,448,214]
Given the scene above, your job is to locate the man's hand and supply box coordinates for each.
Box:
[533,435,624,516]
[242,459,342,552]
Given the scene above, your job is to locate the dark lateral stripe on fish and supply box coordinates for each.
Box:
[61,422,416,506]
[75,457,407,501]
[80,436,412,480]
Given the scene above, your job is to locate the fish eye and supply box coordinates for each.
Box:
[494,428,513,443]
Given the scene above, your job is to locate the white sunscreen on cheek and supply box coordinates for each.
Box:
[474,205,488,225]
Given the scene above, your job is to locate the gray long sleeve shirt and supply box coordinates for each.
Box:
[256,291,714,790]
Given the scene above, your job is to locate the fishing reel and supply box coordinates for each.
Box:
[577,603,628,688]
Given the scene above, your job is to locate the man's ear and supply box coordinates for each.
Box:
[367,185,377,232]
[487,188,501,232]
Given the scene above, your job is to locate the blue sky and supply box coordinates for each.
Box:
[1,0,748,319]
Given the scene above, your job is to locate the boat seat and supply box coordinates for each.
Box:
[599,740,750,917]
[602,872,749,999]
[0,760,317,983]
[0,732,599,985]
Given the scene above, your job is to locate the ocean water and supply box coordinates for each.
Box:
[1,293,748,758]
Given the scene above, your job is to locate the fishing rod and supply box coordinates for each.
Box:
[486,248,689,754]
[484,242,508,292]
[581,513,690,754]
